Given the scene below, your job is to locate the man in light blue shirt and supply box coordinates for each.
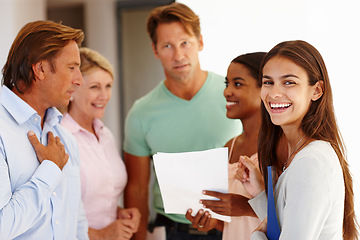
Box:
[0,20,89,239]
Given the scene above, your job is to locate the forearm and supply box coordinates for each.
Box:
[88,228,101,240]
[88,227,118,240]
[124,185,149,240]
[214,220,224,231]
[123,152,151,240]
[132,215,149,240]
[0,161,61,238]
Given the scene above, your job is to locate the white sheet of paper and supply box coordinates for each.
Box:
[153,147,231,222]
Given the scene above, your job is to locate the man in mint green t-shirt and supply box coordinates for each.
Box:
[123,3,242,240]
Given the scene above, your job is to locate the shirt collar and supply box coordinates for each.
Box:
[44,107,63,127]
[62,113,104,135]
[93,118,105,133]
[0,86,62,126]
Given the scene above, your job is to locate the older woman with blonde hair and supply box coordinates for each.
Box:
[62,47,140,240]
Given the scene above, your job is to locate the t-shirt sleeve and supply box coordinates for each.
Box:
[123,104,151,156]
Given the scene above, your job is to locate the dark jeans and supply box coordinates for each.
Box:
[165,223,222,240]
[151,214,222,240]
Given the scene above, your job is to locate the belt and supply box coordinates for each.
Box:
[151,214,220,236]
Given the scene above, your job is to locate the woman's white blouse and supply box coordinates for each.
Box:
[250,140,344,240]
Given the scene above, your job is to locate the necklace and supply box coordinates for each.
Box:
[282,135,306,171]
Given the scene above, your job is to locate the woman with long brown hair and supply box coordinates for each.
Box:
[237,40,358,239]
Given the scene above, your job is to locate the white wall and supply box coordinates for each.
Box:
[121,8,165,117]
[178,0,360,221]
[83,0,121,146]
[0,0,46,72]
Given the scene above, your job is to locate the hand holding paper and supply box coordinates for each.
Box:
[153,147,231,222]
[200,190,255,217]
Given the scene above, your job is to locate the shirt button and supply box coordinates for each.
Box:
[34,117,38,122]
[52,192,56,196]
[55,220,59,225]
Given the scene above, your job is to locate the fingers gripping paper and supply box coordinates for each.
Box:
[153,147,231,222]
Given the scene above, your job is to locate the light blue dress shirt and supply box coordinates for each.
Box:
[0,86,89,239]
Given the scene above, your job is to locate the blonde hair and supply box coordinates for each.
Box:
[59,47,114,114]
[79,47,114,79]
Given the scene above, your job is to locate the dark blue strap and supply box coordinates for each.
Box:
[267,166,281,240]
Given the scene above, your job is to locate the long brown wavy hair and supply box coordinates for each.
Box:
[258,40,358,239]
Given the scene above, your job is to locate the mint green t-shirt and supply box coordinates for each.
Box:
[123,71,242,224]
